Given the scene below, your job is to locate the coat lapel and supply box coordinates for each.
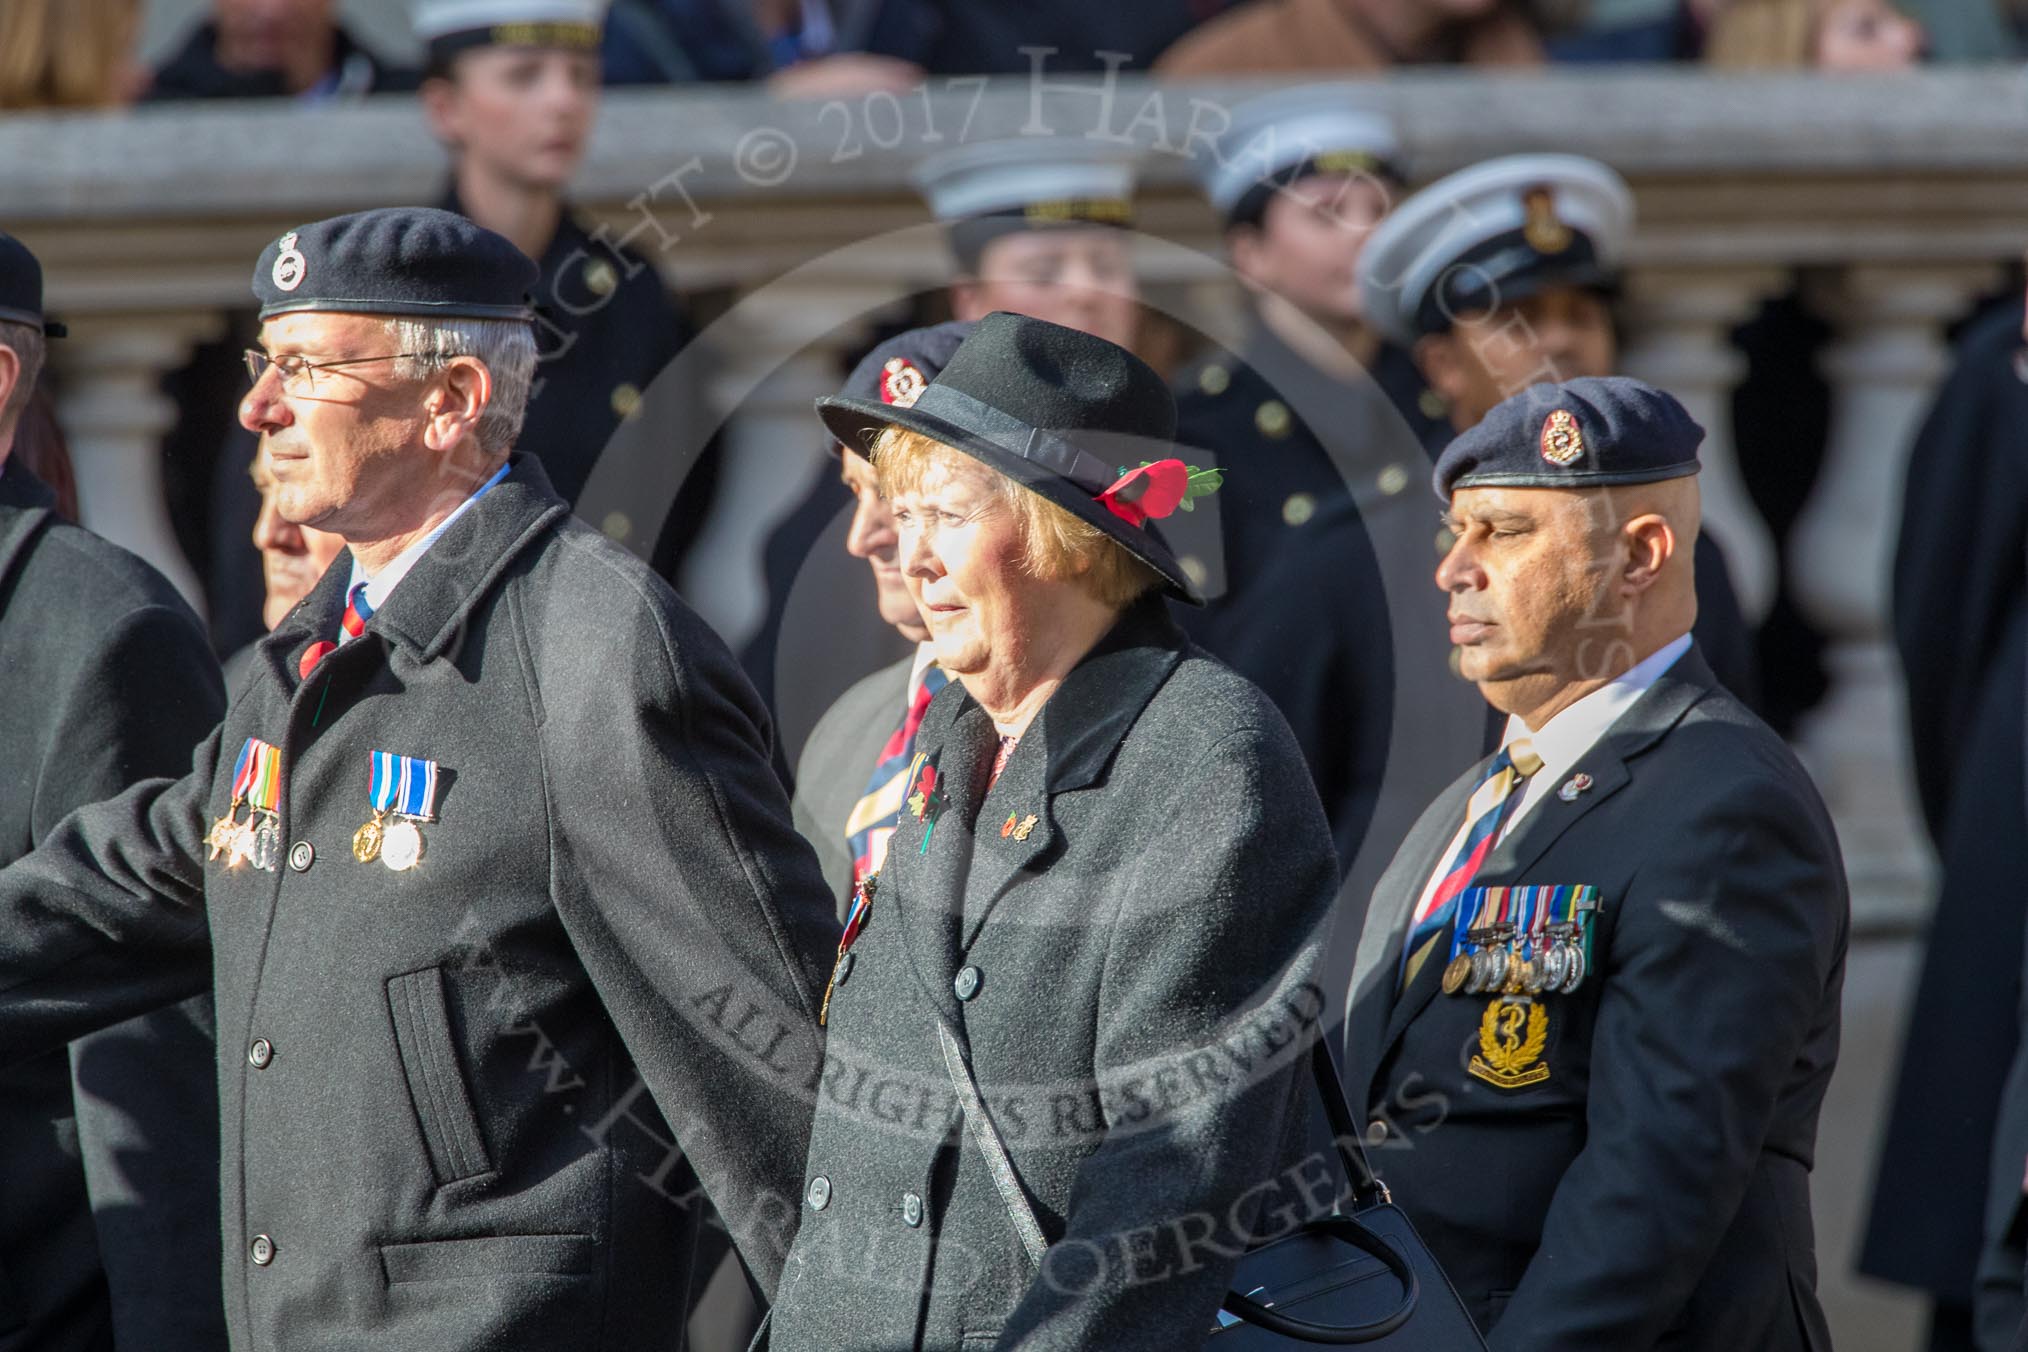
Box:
[0,464,57,598]
[958,600,1184,954]
[886,686,993,1035]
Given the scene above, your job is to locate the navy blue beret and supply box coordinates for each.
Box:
[835,321,973,425]
[251,208,537,323]
[0,232,64,337]
[1434,376,1703,500]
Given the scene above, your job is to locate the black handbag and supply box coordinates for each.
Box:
[1204,1042,1486,1347]
[936,1023,1486,1349]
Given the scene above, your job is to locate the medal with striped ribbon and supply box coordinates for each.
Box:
[354,750,441,871]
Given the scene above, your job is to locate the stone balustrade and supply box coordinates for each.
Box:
[7,67,2026,939]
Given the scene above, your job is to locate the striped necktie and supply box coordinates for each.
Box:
[845,664,950,886]
[1399,737,1543,990]
[340,582,374,642]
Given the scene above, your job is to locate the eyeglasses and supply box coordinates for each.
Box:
[243,349,431,391]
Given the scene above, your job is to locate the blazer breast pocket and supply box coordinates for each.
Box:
[385,965,494,1186]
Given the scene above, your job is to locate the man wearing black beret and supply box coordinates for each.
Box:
[1342,377,1849,1349]
[0,232,228,1352]
[0,208,837,1350]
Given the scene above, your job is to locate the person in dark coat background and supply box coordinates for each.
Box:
[0,234,228,1351]
[1861,285,2028,1352]
[769,312,1339,1350]
[1344,377,1847,1349]
[0,209,837,1351]
[147,0,415,100]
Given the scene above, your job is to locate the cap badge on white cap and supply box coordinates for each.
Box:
[1522,188,1574,255]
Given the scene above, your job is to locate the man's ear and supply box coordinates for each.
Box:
[422,356,491,454]
[1414,333,1465,405]
[419,74,463,147]
[948,277,986,323]
[1619,512,1676,595]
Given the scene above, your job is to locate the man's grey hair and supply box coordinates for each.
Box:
[0,319,47,430]
[383,317,536,457]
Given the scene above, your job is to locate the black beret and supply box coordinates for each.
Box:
[0,232,64,337]
[1434,376,1703,500]
[251,208,537,323]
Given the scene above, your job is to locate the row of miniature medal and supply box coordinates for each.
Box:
[206,738,439,873]
[1442,884,1600,999]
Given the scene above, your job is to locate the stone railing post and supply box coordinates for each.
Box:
[1617,264,1788,624]
[52,312,224,613]
[1790,263,2000,931]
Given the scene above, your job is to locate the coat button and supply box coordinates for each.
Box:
[901,1192,923,1228]
[249,1234,275,1266]
[953,966,981,1001]
[288,841,314,872]
[806,1176,831,1211]
[248,1038,273,1069]
[1366,1119,1388,1146]
[835,951,856,986]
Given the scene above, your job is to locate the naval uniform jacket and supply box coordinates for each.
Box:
[1344,647,1847,1351]
[768,600,1341,1351]
[0,456,838,1350]
[0,463,228,1352]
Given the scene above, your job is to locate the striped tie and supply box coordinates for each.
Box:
[1399,737,1543,990]
[845,664,950,886]
[340,582,374,642]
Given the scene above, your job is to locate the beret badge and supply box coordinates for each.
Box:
[880,356,927,408]
[271,232,307,293]
[1539,409,1585,467]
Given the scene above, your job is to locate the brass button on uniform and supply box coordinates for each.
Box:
[250,1234,275,1266]
[953,966,981,1001]
[901,1192,924,1228]
[1377,465,1410,497]
[248,1038,273,1069]
[582,258,618,297]
[1255,400,1291,439]
[1282,493,1316,527]
[288,841,314,873]
[806,1176,831,1211]
[1366,1119,1388,1146]
[1197,363,1231,396]
[610,383,641,419]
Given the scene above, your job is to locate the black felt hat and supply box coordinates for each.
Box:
[251,208,536,322]
[1434,376,1703,500]
[0,233,65,338]
[815,311,1202,604]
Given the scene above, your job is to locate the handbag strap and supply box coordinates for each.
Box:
[1310,1039,1393,1211]
[937,1019,1050,1265]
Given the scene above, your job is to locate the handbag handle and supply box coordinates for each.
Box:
[1217,1213,1419,1343]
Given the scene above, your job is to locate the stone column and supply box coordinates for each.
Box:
[52,312,223,614]
[1617,264,1788,624]
[677,281,909,651]
[1790,263,1998,931]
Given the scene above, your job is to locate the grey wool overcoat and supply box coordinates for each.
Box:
[0,455,839,1351]
[767,598,1342,1351]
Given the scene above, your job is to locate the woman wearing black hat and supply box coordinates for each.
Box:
[762,311,1340,1350]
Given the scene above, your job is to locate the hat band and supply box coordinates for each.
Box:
[0,304,45,330]
[1414,228,1606,338]
[428,21,601,67]
[909,384,1123,495]
[1226,149,1401,227]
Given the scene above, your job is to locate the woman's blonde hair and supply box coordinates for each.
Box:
[0,0,139,110]
[871,426,1162,611]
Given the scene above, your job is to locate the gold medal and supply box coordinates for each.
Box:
[352,811,386,863]
[380,819,424,872]
[1441,953,1473,996]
